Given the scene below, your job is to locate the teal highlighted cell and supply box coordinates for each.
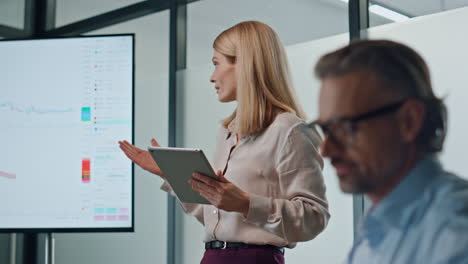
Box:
[94,208,105,214]
[81,107,91,121]
[106,208,117,214]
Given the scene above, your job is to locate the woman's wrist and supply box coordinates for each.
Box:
[147,166,163,178]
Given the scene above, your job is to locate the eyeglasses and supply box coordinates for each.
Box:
[307,100,407,147]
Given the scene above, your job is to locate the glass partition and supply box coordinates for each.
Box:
[176,1,353,263]
[0,0,24,28]
[56,0,145,27]
[54,10,170,264]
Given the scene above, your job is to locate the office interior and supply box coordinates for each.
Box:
[1,0,467,263]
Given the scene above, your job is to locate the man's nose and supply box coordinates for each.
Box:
[320,135,342,159]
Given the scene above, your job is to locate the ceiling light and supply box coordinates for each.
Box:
[338,0,409,22]
[369,4,410,22]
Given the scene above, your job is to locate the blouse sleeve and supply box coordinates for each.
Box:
[160,181,205,224]
[243,123,330,242]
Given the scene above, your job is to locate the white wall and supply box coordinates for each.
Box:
[366,6,468,179]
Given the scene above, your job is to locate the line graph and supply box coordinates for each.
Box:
[0,102,74,114]
[0,170,16,179]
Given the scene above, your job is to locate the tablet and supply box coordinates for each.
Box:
[148,146,218,204]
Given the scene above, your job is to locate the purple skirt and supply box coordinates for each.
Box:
[200,247,285,264]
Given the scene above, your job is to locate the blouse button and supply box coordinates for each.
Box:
[213,209,218,215]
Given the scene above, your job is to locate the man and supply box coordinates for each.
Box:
[310,40,468,263]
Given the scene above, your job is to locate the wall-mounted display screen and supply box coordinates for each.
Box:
[0,34,134,232]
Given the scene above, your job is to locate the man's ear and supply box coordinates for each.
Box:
[398,99,425,143]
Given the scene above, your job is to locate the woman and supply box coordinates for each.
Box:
[119,21,329,264]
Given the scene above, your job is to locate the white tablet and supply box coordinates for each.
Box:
[148,146,218,204]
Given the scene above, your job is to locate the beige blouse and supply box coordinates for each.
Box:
[161,112,329,248]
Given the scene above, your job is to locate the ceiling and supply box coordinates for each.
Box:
[1,0,467,36]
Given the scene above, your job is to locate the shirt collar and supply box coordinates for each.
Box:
[363,155,443,230]
[225,116,259,141]
[227,117,237,134]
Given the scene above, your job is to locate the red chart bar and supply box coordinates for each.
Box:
[82,158,91,183]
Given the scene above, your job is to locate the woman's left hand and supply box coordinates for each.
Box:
[190,171,250,217]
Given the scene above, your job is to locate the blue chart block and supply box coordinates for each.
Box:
[81,107,91,121]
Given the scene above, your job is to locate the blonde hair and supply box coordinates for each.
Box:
[213,21,306,136]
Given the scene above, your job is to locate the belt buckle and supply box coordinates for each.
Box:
[221,241,227,249]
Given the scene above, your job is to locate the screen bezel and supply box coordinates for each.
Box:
[0,33,135,233]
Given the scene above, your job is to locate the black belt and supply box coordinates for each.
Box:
[205,241,285,255]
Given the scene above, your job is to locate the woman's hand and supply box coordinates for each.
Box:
[118,139,164,178]
[189,170,250,217]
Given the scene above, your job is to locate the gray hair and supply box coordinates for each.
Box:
[315,39,447,153]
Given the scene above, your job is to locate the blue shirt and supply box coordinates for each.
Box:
[346,157,468,264]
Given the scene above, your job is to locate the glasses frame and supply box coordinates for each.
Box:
[308,99,408,146]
